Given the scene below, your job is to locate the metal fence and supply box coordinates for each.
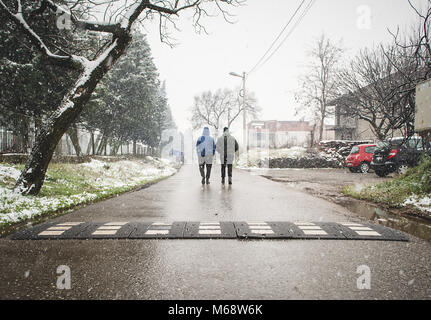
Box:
[0,126,151,156]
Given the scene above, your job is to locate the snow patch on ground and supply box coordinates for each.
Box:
[0,157,177,225]
[403,196,431,213]
[0,165,21,180]
[79,158,177,189]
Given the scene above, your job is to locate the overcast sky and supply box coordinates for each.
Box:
[143,0,425,137]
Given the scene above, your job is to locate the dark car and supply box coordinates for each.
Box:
[370,137,431,177]
[345,144,376,173]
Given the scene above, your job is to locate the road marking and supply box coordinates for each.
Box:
[92,222,127,236]
[199,222,221,235]
[248,222,275,235]
[45,226,71,231]
[251,229,275,234]
[342,224,382,237]
[104,222,129,226]
[38,222,83,236]
[92,230,118,235]
[95,226,123,230]
[249,226,272,230]
[355,230,381,236]
[350,226,374,231]
[294,222,316,226]
[145,229,170,235]
[144,222,172,235]
[57,222,83,226]
[199,226,222,230]
[199,230,222,235]
[298,226,323,230]
[303,230,328,235]
[38,230,65,236]
[296,224,328,236]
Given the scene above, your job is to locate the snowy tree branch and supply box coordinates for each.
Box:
[0,0,77,66]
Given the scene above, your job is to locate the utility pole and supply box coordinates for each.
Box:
[242,71,247,153]
[229,71,248,154]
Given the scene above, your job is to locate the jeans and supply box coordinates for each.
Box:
[199,163,212,179]
[221,163,233,178]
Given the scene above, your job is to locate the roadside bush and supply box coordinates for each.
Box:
[343,154,431,208]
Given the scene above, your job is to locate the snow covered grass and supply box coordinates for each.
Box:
[237,147,307,168]
[342,155,431,215]
[0,157,177,228]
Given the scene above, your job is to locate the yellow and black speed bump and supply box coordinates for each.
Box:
[11,221,409,241]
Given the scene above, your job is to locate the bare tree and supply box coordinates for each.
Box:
[385,0,431,134]
[334,0,430,141]
[0,0,242,195]
[335,44,419,141]
[295,33,344,142]
[191,87,260,136]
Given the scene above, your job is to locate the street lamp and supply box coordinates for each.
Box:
[229,71,247,154]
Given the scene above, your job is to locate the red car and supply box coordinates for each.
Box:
[345,144,377,173]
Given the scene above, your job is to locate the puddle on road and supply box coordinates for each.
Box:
[261,175,431,242]
[341,199,431,242]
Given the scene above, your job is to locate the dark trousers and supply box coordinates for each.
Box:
[199,163,212,179]
[221,163,233,178]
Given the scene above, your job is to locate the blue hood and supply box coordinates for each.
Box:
[202,127,210,136]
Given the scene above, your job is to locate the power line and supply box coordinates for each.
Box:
[248,0,306,74]
[248,0,307,75]
[249,0,316,75]
[253,0,316,74]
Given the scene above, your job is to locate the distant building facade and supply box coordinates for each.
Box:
[248,120,335,148]
[332,105,404,142]
[332,107,375,141]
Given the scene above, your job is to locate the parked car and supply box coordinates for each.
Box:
[370,136,431,177]
[345,144,376,173]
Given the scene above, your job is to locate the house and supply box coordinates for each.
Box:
[248,120,334,148]
[332,108,377,141]
[331,100,408,142]
[330,69,428,141]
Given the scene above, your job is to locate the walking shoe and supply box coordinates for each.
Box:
[228,177,232,185]
[201,177,205,185]
[221,177,225,184]
[206,178,210,185]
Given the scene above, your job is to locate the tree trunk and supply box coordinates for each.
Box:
[319,115,325,142]
[94,133,102,155]
[133,140,137,156]
[110,142,121,156]
[67,123,81,156]
[97,135,108,155]
[21,119,30,153]
[85,130,94,155]
[91,132,96,155]
[310,123,317,148]
[14,35,132,195]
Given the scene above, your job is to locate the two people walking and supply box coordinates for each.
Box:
[196,126,239,185]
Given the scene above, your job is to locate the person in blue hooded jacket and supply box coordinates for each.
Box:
[196,127,216,185]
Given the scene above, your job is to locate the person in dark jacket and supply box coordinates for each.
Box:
[216,127,239,185]
[196,127,216,185]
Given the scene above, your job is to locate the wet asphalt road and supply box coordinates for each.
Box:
[1,165,431,299]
